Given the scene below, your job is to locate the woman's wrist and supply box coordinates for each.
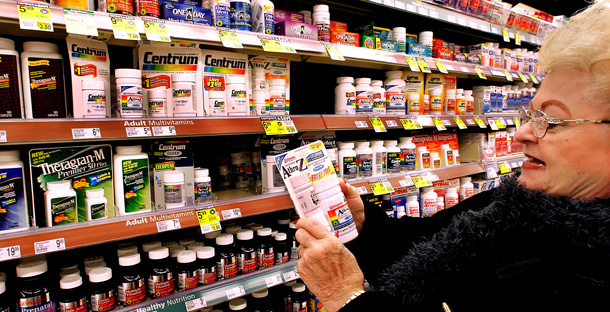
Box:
[340,289,366,310]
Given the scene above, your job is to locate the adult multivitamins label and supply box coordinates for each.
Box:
[0,54,22,118]
[27,58,66,118]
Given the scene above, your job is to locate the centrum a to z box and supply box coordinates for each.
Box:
[247,55,290,115]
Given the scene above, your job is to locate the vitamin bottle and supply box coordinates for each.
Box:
[0,281,6,312]
[313,4,330,42]
[196,246,217,285]
[384,140,402,174]
[176,250,198,292]
[170,245,187,259]
[251,0,274,34]
[58,275,86,312]
[460,177,474,201]
[60,268,81,280]
[393,27,407,52]
[210,0,231,29]
[291,283,307,312]
[436,196,444,212]
[445,187,459,209]
[0,150,29,233]
[335,77,356,115]
[397,137,416,172]
[354,77,373,114]
[282,281,296,312]
[163,171,186,209]
[300,9,312,24]
[354,142,373,178]
[115,69,143,118]
[187,242,205,250]
[268,79,286,115]
[251,288,273,312]
[312,176,358,243]
[444,89,456,114]
[230,0,252,31]
[431,152,441,169]
[226,225,242,235]
[136,0,160,17]
[327,148,339,175]
[370,140,386,176]
[288,221,299,260]
[371,80,386,114]
[456,89,466,115]
[453,149,461,165]
[440,144,454,167]
[420,187,438,217]
[204,231,221,247]
[172,73,197,117]
[194,168,212,204]
[114,146,151,215]
[103,0,135,15]
[82,80,106,118]
[257,228,275,269]
[229,298,248,311]
[147,88,168,117]
[216,233,238,280]
[236,229,258,274]
[277,217,290,236]
[88,267,116,312]
[289,173,319,219]
[147,247,174,299]
[415,146,430,171]
[274,232,289,264]
[117,253,146,307]
[338,142,357,180]
[464,90,474,114]
[142,240,162,253]
[227,76,248,116]
[384,71,406,115]
[44,180,77,227]
[85,188,107,221]
[429,88,443,115]
[422,94,430,115]
[0,37,24,119]
[407,93,420,115]
[16,260,55,312]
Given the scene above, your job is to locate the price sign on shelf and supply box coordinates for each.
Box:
[434,60,448,74]
[0,245,21,261]
[125,127,152,137]
[72,128,101,140]
[400,116,422,130]
[498,161,511,174]
[368,178,394,196]
[258,35,296,53]
[453,116,467,129]
[34,238,66,254]
[226,286,246,300]
[283,270,300,282]
[222,208,242,220]
[474,67,487,80]
[386,119,398,128]
[323,43,345,61]
[432,117,446,131]
[503,70,514,81]
[369,117,386,132]
[63,8,98,36]
[514,117,521,129]
[399,177,415,187]
[17,1,53,32]
[196,205,222,234]
[185,297,208,312]
[473,116,487,128]
[109,14,141,41]
[417,58,431,73]
[487,117,499,130]
[405,57,420,72]
[142,17,171,42]
[502,28,510,42]
[514,32,521,45]
[529,73,539,84]
[261,116,297,135]
[156,219,181,232]
[517,72,529,83]
[218,29,243,49]
[495,118,507,129]
[265,275,284,288]
[0,131,6,142]
[152,126,176,136]
[411,175,432,188]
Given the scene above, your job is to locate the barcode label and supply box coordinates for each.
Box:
[221,208,242,220]
[226,286,246,300]
[386,120,398,127]
[357,186,368,194]
[156,219,181,232]
[185,297,207,311]
[0,245,21,261]
[399,179,414,187]
[0,130,6,142]
[152,126,177,136]
[34,238,66,254]
[283,270,300,282]
[354,121,369,128]
[265,275,283,287]
[125,127,152,137]
[72,128,101,139]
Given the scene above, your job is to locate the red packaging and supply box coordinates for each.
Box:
[331,31,360,47]
[330,21,347,32]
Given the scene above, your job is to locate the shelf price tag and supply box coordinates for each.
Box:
[323,43,345,61]
[369,117,386,132]
[434,60,448,74]
[261,116,297,135]
[503,70,513,81]
[528,73,539,84]
[226,286,246,300]
[258,35,296,53]
[221,208,242,220]
[411,175,432,188]
[72,128,101,140]
[0,131,6,142]
[156,219,181,232]
[283,270,300,282]
[386,119,398,128]
[498,162,511,174]
[400,116,422,130]
[196,205,222,234]
[0,245,21,261]
[265,275,284,288]
[474,67,487,80]
[354,121,368,128]
[185,297,208,311]
[517,72,529,83]
[125,127,152,137]
[495,118,506,129]
[368,178,394,196]
[473,116,487,128]
[218,29,243,48]
[485,163,499,179]
[34,238,66,254]
[356,186,368,194]
[152,126,176,136]
[417,58,431,73]
[17,2,53,32]
[453,116,467,129]
[502,28,510,42]
[514,32,521,45]
[405,57,420,72]
[399,176,415,187]
[109,14,141,41]
[432,117,446,131]
[63,8,98,36]
[142,17,170,42]
[514,117,520,129]
[487,117,499,130]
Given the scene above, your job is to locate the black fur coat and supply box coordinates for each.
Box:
[343,178,610,311]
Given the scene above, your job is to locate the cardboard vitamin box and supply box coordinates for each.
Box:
[150,140,195,210]
[202,49,248,116]
[247,55,290,115]
[29,145,114,227]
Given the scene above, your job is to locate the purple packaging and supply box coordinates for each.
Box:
[161,2,212,26]
[160,0,201,7]
[274,9,305,23]
[275,21,318,40]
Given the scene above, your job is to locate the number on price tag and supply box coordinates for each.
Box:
[126,127,152,137]
[411,175,432,188]
[109,14,141,40]
[405,57,420,72]
[529,73,539,84]
[63,8,98,36]
[0,130,6,142]
[0,245,21,261]
[400,116,422,130]
[475,67,487,80]
[487,117,499,130]
[417,58,431,73]
[354,121,369,128]
[323,43,345,61]
[218,29,243,48]
[473,116,487,128]
[386,120,398,128]
[453,117,467,129]
[152,126,177,136]
[503,70,514,81]
[369,117,386,132]
[222,208,242,220]
[517,72,529,83]
[34,238,66,254]
[185,297,207,312]
[142,17,171,42]
[226,286,246,300]
[156,219,181,232]
[434,60,448,74]
[196,205,222,234]
[432,117,446,131]
[258,35,295,53]
[72,128,101,140]
[514,32,521,45]
[283,270,300,282]
[502,28,510,42]
[261,116,298,135]
[368,178,394,196]
[356,186,368,194]
[265,275,284,288]
[17,2,53,32]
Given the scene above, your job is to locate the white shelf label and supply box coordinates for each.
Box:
[354,121,369,128]
[447,15,456,23]
[429,10,439,18]
[0,130,6,142]
[394,1,405,9]
[222,208,242,220]
[356,186,368,194]
[425,172,440,182]
[283,270,300,282]
[72,128,101,140]
[125,127,152,137]
[417,6,428,16]
[185,297,207,311]
[441,119,452,126]
[34,238,65,254]
[226,286,246,300]
[386,120,398,128]
[445,64,454,71]
[152,126,176,136]
[518,161,524,167]
[156,219,181,232]
[399,179,414,187]
[406,3,416,12]
[265,275,284,288]
[460,66,470,73]
[469,21,478,29]
[458,18,466,25]
[383,0,394,6]
[490,26,499,34]
[0,245,21,261]
[480,24,488,31]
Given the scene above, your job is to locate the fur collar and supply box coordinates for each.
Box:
[375,177,610,305]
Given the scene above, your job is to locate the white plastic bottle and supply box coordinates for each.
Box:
[164,171,186,209]
[440,144,454,167]
[460,176,474,201]
[436,196,444,212]
[288,173,319,218]
[230,0,252,31]
[453,149,461,165]
[194,168,212,204]
[172,73,197,117]
[251,0,274,34]
[45,180,78,227]
[406,194,420,217]
[464,90,474,115]
[398,137,416,172]
[384,140,402,174]
[148,88,169,117]
[299,10,312,24]
[444,89,456,115]
[0,150,29,232]
[327,148,339,175]
[431,152,441,169]
[82,80,106,118]
[313,4,330,42]
[393,27,407,53]
[226,76,248,116]
[420,187,437,217]
[335,77,356,115]
[415,146,430,170]
[115,69,143,118]
[371,80,386,114]
[422,94,430,115]
[445,187,459,209]
[268,79,286,115]
[407,93,420,115]
[0,37,24,119]
[210,89,227,116]
[370,140,386,177]
[429,88,443,115]
[355,142,373,178]
[22,41,67,119]
[113,145,151,215]
[210,0,231,29]
[384,71,406,115]
[311,175,358,243]
[354,78,373,114]
[456,89,466,115]
[85,188,107,221]
[338,142,357,180]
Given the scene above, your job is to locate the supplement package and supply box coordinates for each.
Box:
[150,140,195,210]
[248,55,290,115]
[0,38,24,118]
[29,145,114,227]
[202,49,248,116]
[275,141,358,243]
[66,36,112,118]
[0,152,29,233]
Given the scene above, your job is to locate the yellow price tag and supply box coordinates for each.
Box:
[411,175,432,188]
[432,117,446,131]
[369,117,386,132]
[514,117,521,128]
[369,179,394,196]
[17,2,53,32]
[514,32,521,45]
[498,163,511,174]
[261,116,297,135]
[258,35,296,53]
[400,117,422,130]
[528,73,539,84]
[503,70,513,81]
[142,18,170,42]
[434,60,448,74]
[196,206,222,234]
[405,57,420,72]
[218,30,243,48]
[417,58,431,73]
[323,43,345,61]
[473,116,487,128]
[453,116,467,129]
[109,14,141,40]
[475,67,487,80]
[502,28,510,42]
[495,118,506,129]
[63,8,98,36]
[517,72,528,83]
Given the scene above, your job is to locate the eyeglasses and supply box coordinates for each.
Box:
[518,106,610,138]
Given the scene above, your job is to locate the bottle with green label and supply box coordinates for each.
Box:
[45,180,78,227]
[113,145,151,215]
[85,188,108,220]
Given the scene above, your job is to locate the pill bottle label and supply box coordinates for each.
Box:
[386,92,406,114]
[164,184,183,204]
[148,273,174,298]
[357,153,373,178]
[194,181,212,204]
[149,100,166,117]
[172,87,194,114]
[258,248,274,268]
[386,152,402,173]
[422,198,437,217]
[230,2,252,30]
[447,150,454,165]
[137,0,160,17]
[121,159,150,213]
[456,98,466,114]
[107,0,134,15]
[228,88,247,113]
[402,150,416,171]
[430,96,443,113]
[197,266,217,285]
[356,91,373,113]
[446,98,456,113]
[342,157,357,179]
[0,167,28,231]
[27,58,66,118]
[118,279,146,306]
[119,86,143,115]
[275,251,289,264]
[213,3,231,28]
[269,95,286,114]
[90,202,106,220]
[217,257,238,279]
[90,291,115,312]
[326,201,357,240]
[263,12,274,34]
[293,301,307,312]
[422,153,431,169]
[85,92,106,116]
[0,54,22,118]
[178,271,198,291]
[238,251,257,273]
[408,99,420,114]
[19,299,56,312]
[58,298,86,312]
[50,196,77,226]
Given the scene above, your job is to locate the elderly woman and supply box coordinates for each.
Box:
[295,2,610,311]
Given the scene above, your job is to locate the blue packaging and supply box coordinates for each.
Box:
[160,0,201,7]
[211,1,231,28]
[379,39,397,52]
[0,166,28,232]
[161,2,212,26]
[230,0,251,31]
[392,196,406,218]
[408,43,430,57]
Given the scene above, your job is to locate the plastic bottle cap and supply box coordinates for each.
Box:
[0,37,15,50]
[292,283,306,292]
[228,298,247,310]
[461,176,471,183]
[313,4,329,12]
[225,226,242,235]
[456,89,464,93]
[85,188,105,199]
[119,253,141,266]
[393,27,406,33]
[252,288,269,298]
[196,246,215,259]
[187,242,205,250]
[437,196,444,202]
[289,173,311,189]
[46,180,71,191]
[289,221,297,229]
[148,247,170,260]
[164,171,185,183]
[142,241,162,252]
[386,71,402,79]
[115,68,142,78]
[257,227,272,236]
[148,88,167,99]
[407,195,418,202]
[84,262,106,275]
[355,77,371,84]
[216,233,234,245]
[177,250,197,263]
[161,241,176,247]
[270,79,286,87]
[274,232,287,241]
[384,140,398,146]
[84,255,104,266]
[195,168,210,177]
[445,89,456,94]
[59,268,81,279]
[115,145,142,155]
[416,146,428,152]
[236,229,254,240]
[227,75,245,84]
[252,90,265,102]
[440,144,450,149]
[339,142,355,149]
[22,41,59,53]
[422,186,434,193]
[0,150,19,162]
[424,94,429,100]
[205,230,221,239]
[89,267,112,283]
[277,218,290,225]
[285,281,296,287]
[371,80,383,87]
[336,76,354,84]
[82,79,105,90]
[170,245,187,257]
[248,224,263,231]
[172,73,196,82]
[59,275,83,290]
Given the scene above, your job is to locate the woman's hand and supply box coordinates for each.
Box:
[295,217,365,312]
[339,178,365,233]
